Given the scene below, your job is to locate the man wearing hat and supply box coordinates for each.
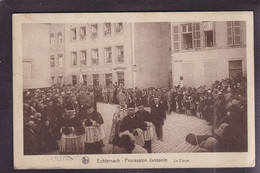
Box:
[119,102,147,151]
[150,97,166,141]
[24,121,39,155]
[213,123,232,151]
[60,103,85,136]
[120,102,147,134]
[84,105,104,126]
[216,92,227,127]
[135,102,153,153]
[45,98,56,123]
[165,89,173,115]
[198,137,219,152]
[53,97,64,123]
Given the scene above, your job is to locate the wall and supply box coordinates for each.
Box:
[22,24,51,84]
[134,22,171,88]
[172,47,247,88]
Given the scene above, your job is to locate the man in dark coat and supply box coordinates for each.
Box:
[85,105,104,126]
[51,97,65,140]
[24,121,39,155]
[53,97,65,122]
[135,103,153,153]
[60,107,85,136]
[150,97,166,141]
[45,99,56,122]
[120,103,146,133]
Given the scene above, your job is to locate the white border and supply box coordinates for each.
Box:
[13,12,255,169]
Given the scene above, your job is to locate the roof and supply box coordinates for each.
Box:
[23,78,51,89]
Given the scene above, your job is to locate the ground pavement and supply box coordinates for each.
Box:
[98,102,213,153]
[49,102,212,154]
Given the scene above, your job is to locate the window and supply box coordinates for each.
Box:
[50,55,55,67]
[229,60,243,78]
[51,76,55,85]
[172,26,180,51]
[91,49,99,65]
[83,74,87,85]
[57,54,63,67]
[58,76,63,84]
[71,52,77,66]
[91,24,98,39]
[57,32,62,44]
[115,23,123,33]
[181,23,201,50]
[193,23,201,48]
[227,21,241,46]
[104,47,112,64]
[70,28,77,41]
[181,23,193,50]
[72,75,77,85]
[93,74,99,86]
[182,23,192,33]
[50,34,55,45]
[182,33,192,50]
[105,73,112,86]
[204,30,214,47]
[104,23,111,36]
[115,46,124,63]
[117,72,124,85]
[80,50,87,65]
[203,22,214,47]
[80,27,86,40]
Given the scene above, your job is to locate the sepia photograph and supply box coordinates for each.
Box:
[13,12,255,169]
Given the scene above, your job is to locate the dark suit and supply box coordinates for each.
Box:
[136,110,152,153]
[24,127,39,155]
[120,114,146,133]
[150,102,166,139]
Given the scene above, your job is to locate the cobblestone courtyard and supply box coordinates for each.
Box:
[98,102,212,153]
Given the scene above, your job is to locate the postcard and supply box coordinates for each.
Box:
[13,12,255,169]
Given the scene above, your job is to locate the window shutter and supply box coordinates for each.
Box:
[193,23,201,48]
[233,21,241,45]
[173,26,180,50]
[227,21,233,45]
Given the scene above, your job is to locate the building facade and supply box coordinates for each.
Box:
[22,24,52,88]
[171,21,247,88]
[49,22,171,88]
[49,24,66,85]
[62,23,133,87]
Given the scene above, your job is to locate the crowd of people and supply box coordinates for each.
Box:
[183,76,248,152]
[23,75,247,154]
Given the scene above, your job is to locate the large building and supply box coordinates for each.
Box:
[171,21,247,88]
[22,22,247,89]
[48,22,171,88]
